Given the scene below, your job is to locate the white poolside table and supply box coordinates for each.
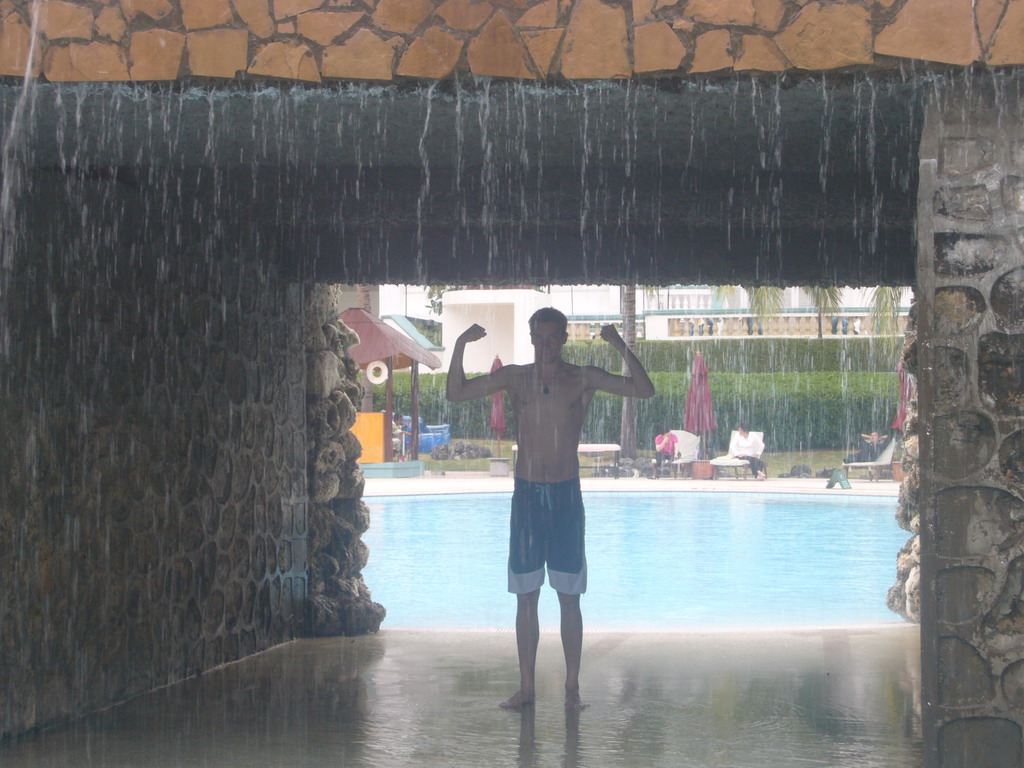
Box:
[512,443,621,478]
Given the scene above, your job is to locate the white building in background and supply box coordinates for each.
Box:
[435,288,552,373]
[375,284,913,373]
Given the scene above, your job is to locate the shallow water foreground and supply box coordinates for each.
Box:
[2,626,921,768]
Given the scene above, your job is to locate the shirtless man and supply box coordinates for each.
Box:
[446,307,655,711]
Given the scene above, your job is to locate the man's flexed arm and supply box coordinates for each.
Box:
[446,324,508,402]
[594,324,655,399]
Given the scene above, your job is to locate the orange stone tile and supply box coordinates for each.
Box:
[129,28,185,79]
[373,0,435,35]
[186,28,249,77]
[976,0,1009,50]
[278,20,296,34]
[323,28,399,79]
[735,33,788,71]
[119,0,173,23]
[37,1,94,41]
[0,12,41,77]
[632,0,656,24]
[753,0,785,32]
[396,25,462,77]
[233,0,276,39]
[689,28,732,73]
[437,0,493,31]
[517,0,558,28]
[686,0,755,26]
[274,0,326,20]
[249,40,322,81]
[522,27,562,75]
[297,11,363,45]
[988,0,1024,64]
[559,0,629,78]
[876,0,980,65]
[773,2,873,70]
[95,6,127,41]
[468,11,534,77]
[44,41,130,80]
[181,0,233,30]
[634,21,685,73]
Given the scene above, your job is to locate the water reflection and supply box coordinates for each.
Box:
[519,707,582,768]
[1,628,920,767]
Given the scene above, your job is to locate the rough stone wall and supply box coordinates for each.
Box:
[303,285,385,636]
[887,312,922,623]
[0,0,1021,84]
[0,219,309,737]
[917,77,1024,767]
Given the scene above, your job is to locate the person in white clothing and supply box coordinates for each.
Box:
[729,422,766,480]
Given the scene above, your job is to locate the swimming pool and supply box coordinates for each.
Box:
[362,492,908,630]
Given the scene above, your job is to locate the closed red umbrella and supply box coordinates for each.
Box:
[490,355,506,457]
[684,351,716,459]
[891,361,914,433]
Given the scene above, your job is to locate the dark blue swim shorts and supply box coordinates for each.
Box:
[508,477,587,595]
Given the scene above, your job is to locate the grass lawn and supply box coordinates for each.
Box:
[413,438,850,478]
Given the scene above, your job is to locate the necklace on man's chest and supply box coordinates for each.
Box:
[539,372,555,394]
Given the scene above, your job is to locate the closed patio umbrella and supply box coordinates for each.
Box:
[891,361,914,433]
[490,355,506,458]
[684,351,716,460]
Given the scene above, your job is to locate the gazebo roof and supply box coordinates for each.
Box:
[340,307,443,370]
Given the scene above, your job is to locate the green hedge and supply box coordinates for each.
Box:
[374,369,899,454]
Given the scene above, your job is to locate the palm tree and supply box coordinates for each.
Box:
[712,285,783,334]
[746,286,784,327]
[867,285,907,361]
[619,284,638,458]
[426,285,447,315]
[868,286,904,337]
[805,285,843,338]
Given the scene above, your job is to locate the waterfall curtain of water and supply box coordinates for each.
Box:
[0,74,939,289]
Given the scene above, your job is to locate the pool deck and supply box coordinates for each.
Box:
[2,626,922,768]
[1,473,917,768]
[365,471,902,498]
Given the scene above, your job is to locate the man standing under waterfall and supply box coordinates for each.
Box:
[447,307,655,711]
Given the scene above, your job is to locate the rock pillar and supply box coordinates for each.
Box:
[303,285,385,636]
[917,76,1024,768]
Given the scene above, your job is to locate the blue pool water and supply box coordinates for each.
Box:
[362,492,907,630]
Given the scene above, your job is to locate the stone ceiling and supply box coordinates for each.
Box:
[2,72,928,287]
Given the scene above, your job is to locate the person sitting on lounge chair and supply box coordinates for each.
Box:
[653,427,678,477]
[844,431,889,463]
[728,423,766,480]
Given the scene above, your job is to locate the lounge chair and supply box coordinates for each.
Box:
[709,431,765,479]
[668,430,700,478]
[842,438,898,481]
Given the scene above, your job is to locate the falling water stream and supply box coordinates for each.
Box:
[0,74,935,291]
[8,69,1009,763]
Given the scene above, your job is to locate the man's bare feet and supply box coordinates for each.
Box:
[564,689,589,711]
[500,690,535,710]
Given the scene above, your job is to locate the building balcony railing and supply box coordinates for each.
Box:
[566,310,910,341]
